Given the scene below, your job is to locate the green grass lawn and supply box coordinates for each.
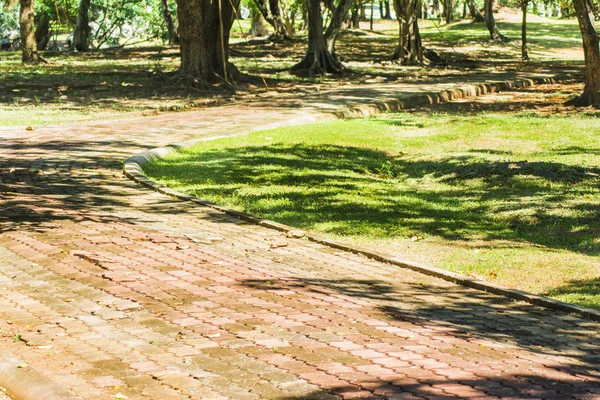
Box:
[420,19,582,49]
[0,105,125,127]
[0,47,183,125]
[145,113,600,310]
[408,18,583,61]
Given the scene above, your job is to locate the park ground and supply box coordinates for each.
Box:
[1,11,599,309]
[0,10,587,125]
[0,11,599,400]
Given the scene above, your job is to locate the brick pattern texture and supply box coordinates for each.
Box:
[0,106,599,400]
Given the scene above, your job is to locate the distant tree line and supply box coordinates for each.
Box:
[1,0,599,105]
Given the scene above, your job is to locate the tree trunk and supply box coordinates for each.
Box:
[174,0,240,84]
[570,0,600,106]
[175,0,211,80]
[73,0,91,51]
[20,0,38,63]
[432,0,439,18]
[161,0,179,44]
[484,0,506,40]
[392,0,423,64]
[384,0,392,18]
[250,7,269,36]
[442,0,455,23]
[467,0,484,22]
[279,0,295,37]
[300,4,308,30]
[291,0,344,74]
[269,0,288,38]
[521,0,529,60]
[35,12,50,50]
[252,0,289,40]
[212,0,241,78]
[324,0,354,54]
[350,7,360,28]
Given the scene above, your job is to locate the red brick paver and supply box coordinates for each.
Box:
[0,104,599,400]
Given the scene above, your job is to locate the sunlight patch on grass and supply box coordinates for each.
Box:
[0,105,125,126]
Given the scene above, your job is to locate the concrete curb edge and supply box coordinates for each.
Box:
[124,75,600,323]
[0,351,80,400]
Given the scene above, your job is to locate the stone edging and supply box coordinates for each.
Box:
[332,76,557,118]
[0,351,80,400]
[124,76,600,323]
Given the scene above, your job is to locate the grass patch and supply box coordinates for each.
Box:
[0,105,124,127]
[0,47,182,125]
[145,113,600,310]
[420,19,582,50]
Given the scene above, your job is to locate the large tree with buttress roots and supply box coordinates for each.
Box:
[175,0,241,85]
[291,0,353,75]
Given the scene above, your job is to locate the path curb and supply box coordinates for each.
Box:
[0,351,80,400]
[124,75,600,323]
[332,76,556,118]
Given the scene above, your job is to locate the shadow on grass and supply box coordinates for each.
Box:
[555,146,600,156]
[545,277,600,309]
[240,277,600,398]
[150,143,600,255]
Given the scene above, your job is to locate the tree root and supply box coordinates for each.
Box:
[490,32,510,42]
[268,33,294,43]
[160,73,234,95]
[290,49,346,76]
[222,62,255,84]
[160,64,260,93]
[163,73,213,90]
[565,94,600,108]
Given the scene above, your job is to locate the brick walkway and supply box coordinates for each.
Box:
[0,99,599,400]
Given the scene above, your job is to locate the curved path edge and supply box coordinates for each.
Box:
[125,75,600,324]
[332,76,558,118]
[0,350,80,400]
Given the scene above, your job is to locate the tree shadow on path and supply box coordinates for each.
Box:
[241,277,600,399]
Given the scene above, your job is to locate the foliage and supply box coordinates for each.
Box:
[0,5,18,37]
[88,0,165,48]
[3,0,166,47]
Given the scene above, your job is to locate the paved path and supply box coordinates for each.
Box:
[0,85,599,400]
